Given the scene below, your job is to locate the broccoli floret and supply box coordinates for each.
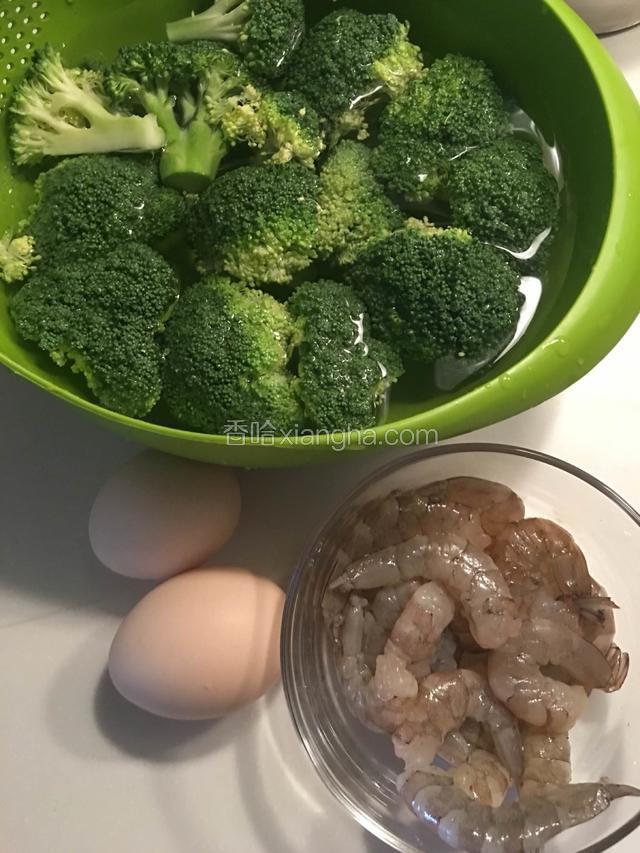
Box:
[9,45,165,166]
[108,41,244,192]
[380,56,509,151]
[286,9,422,139]
[372,133,449,205]
[163,276,301,433]
[21,155,186,266]
[166,0,305,80]
[190,160,319,285]
[449,135,560,260]
[348,226,522,363]
[316,141,403,265]
[10,244,179,418]
[222,85,325,167]
[372,55,509,203]
[288,280,402,431]
[0,233,39,284]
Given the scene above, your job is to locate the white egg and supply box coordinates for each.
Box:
[89,451,241,581]
[108,567,284,720]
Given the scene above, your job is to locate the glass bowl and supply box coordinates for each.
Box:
[281,444,640,853]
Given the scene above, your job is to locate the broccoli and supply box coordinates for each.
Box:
[222,85,325,167]
[166,0,305,80]
[449,135,560,259]
[289,280,403,431]
[190,160,319,285]
[162,276,302,433]
[9,45,165,166]
[380,55,509,151]
[10,243,179,418]
[372,133,449,205]
[108,41,244,192]
[286,9,423,140]
[316,141,403,266]
[19,155,186,266]
[347,225,522,363]
[0,233,39,284]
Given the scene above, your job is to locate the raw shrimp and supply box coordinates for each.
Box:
[450,749,512,807]
[490,518,623,651]
[439,719,495,766]
[488,618,614,733]
[394,489,492,551]
[388,582,455,664]
[401,769,640,852]
[371,581,421,631]
[521,728,571,798]
[331,535,521,649]
[438,477,525,537]
[393,669,524,784]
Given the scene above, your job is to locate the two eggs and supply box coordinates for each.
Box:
[90,452,284,720]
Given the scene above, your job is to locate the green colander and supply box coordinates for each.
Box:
[0,0,639,467]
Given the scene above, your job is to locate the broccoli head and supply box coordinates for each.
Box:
[449,135,560,260]
[380,55,509,151]
[9,45,165,166]
[288,280,403,432]
[348,225,522,363]
[108,40,245,192]
[21,155,186,266]
[10,243,179,418]
[0,233,39,284]
[166,0,305,80]
[223,86,325,167]
[286,9,422,139]
[162,276,302,433]
[190,160,319,285]
[316,141,403,265]
[372,132,449,205]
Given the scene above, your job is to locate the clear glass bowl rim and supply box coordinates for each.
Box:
[281,442,640,853]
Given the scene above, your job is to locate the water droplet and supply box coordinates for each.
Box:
[499,374,513,390]
[577,357,586,368]
[543,337,570,358]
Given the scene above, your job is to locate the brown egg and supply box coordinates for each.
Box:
[108,568,284,720]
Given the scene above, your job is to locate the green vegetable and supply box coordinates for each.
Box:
[286,9,422,140]
[372,132,448,205]
[108,41,244,192]
[449,135,559,258]
[223,86,325,167]
[21,155,186,266]
[316,141,403,265]
[10,243,179,418]
[166,0,305,80]
[9,45,165,165]
[163,276,302,433]
[190,160,319,285]
[373,54,509,202]
[348,224,522,363]
[289,280,403,431]
[0,233,38,284]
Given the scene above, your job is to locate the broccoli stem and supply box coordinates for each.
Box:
[160,120,228,193]
[167,0,251,44]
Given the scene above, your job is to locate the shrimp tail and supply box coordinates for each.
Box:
[605,644,630,693]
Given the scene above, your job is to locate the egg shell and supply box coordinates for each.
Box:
[108,568,284,720]
[89,452,241,581]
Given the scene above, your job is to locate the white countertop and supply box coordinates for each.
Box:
[1,24,639,853]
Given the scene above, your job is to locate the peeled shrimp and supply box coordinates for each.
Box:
[401,769,640,853]
[488,618,614,733]
[521,728,571,798]
[450,749,512,807]
[438,477,525,537]
[332,535,521,649]
[393,669,524,784]
[388,582,455,664]
[394,489,492,551]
